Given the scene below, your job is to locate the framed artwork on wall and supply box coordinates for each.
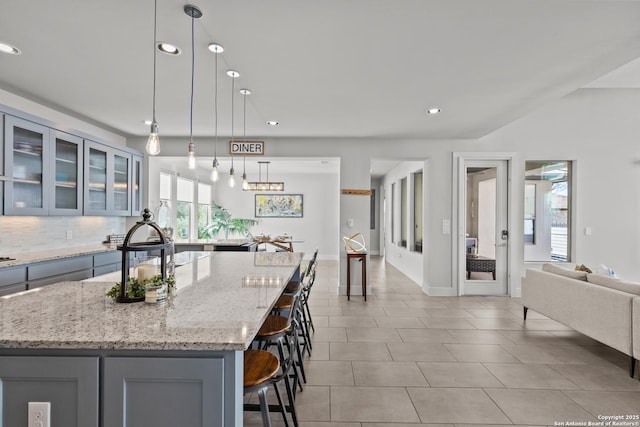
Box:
[255,194,303,218]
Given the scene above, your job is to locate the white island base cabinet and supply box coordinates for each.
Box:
[0,352,241,427]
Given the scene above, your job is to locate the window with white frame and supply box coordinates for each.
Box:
[524,161,572,262]
[176,177,194,239]
[197,182,211,238]
[159,172,171,202]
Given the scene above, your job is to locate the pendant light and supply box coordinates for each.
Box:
[227,69,239,187]
[245,161,285,191]
[240,88,251,190]
[145,0,161,156]
[209,43,223,181]
[185,4,202,170]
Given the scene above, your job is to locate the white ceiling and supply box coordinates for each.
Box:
[2,0,640,143]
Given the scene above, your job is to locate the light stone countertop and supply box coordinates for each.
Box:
[0,244,118,268]
[0,251,303,352]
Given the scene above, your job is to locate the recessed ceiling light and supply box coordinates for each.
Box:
[227,70,240,78]
[239,88,251,95]
[266,121,279,126]
[143,120,152,125]
[426,108,441,115]
[208,43,224,53]
[0,42,20,55]
[157,42,181,55]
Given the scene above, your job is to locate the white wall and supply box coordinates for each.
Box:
[212,171,340,261]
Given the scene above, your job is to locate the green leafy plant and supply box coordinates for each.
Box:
[201,202,259,239]
[106,274,176,300]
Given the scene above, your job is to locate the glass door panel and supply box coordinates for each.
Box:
[462,160,509,296]
[4,116,50,215]
[88,147,107,211]
[54,136,81,211]
[113,154,129,212]
[13,126,44,209]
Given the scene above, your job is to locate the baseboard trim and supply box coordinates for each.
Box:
[424,285,458,296]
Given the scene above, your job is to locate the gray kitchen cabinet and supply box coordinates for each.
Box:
[103,357,225,427]
[27,255,93,288]
[0,265,26,295]
[49,130,83,215]
[0,356,99,427]
[3,115,51,215]
[1,108,141,217]
[84,140,132,216]
[0,251,123,296]
[93,250,121,276]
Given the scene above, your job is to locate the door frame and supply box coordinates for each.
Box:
[452,152,516,296]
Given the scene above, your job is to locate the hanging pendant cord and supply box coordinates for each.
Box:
[152,0,157,123]
[189,12,195,142]
[243,92,247,172]
[230,75,235,168]
[214,51,218,158]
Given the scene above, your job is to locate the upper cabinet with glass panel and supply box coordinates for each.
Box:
[3,116,51,215]
[524,161,572,262]
[1,110,141,217]
[83,140,134,217]
[50,130,83,215]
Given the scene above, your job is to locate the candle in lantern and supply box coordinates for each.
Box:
[137,263,159,281]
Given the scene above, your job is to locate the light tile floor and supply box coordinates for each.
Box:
[245,257,640,427]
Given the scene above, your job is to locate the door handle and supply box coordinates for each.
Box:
[501,229,509,240]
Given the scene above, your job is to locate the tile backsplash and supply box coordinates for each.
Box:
[0,216,125,254]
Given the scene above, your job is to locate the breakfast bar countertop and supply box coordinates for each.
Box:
[0,251,303,352]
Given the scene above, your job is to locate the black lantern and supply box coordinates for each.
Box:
[117,208,171,303]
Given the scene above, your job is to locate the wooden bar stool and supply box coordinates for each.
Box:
[244,349,286,427]
[346,252,367,301]
[271,293,307,387]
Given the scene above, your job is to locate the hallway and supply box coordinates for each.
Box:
[246,256,640,426]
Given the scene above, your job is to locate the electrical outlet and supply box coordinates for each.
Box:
[28,402,50,427]
[66,230,73,240]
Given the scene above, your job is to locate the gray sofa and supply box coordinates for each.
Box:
[522,264,639,378]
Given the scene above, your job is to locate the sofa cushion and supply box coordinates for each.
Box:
[542,263,588,281]
[586,273,640,296]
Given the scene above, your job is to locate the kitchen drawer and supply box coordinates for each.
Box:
[94,263,120,276]
[28,256,93,281]
[0,266,27,287]
[94,251,120,267]
[29,269,93,288]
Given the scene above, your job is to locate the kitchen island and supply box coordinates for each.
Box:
[0,251,303,427]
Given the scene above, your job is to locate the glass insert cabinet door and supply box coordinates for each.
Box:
[86,145,108,212]
[83,140,133,216]
[113,153,129,213]
[50,130,83,215]
[3,116,51,215]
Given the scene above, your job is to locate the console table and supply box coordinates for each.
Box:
[346,252,367,301]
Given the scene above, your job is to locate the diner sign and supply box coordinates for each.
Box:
[229,140,264,155]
